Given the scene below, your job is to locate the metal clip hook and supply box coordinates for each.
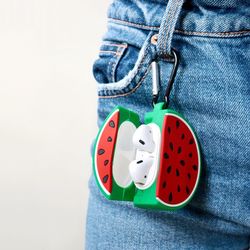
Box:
[151,61,160,105]
[151,49,179,108]
[164,49,179,108]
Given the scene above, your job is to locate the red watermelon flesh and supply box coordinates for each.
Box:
[156,114,200,207]
[95,110,119,195]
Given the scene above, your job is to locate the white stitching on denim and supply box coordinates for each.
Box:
[137,43,150,70]
[111,46,123,82]
[111,57,117,83]
[100,44,127,83]
[98,36,152,95]
[99,50,117,55]
[108,57,114,82]
[175,29,250,37]
[108,18,159,30]
[102,42,128,48]
[98,67,150,99]
[108,18,250,37]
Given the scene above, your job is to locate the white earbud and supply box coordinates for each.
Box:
[129,157,153,185]
[132,124,155,153]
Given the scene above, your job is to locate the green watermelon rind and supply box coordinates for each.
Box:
[92,106,140,201]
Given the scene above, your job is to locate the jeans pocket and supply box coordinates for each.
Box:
[93,41,128,83]
[93,30,156,98]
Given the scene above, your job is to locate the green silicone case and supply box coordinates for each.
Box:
[93,103,201,210]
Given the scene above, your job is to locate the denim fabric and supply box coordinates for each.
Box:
[86,0,250,249]
[156,0,185,56]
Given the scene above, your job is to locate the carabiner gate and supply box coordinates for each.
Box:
[151,49,179,108]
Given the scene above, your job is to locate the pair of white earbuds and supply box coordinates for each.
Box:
[129,125,156,185]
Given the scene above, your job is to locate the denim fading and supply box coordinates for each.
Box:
[86,0,250,249]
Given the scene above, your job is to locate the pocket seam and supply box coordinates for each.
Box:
[98,66,150,99]
[99,50,117,55]
[95,41,128,83]
[108,17,250,38]
[98,41,149,92]
[111,45,127,82]
[102,42,128,48]
[96,31,155,97]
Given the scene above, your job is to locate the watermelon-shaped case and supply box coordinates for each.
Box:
[93,102,201,210]
[93,106,140,201]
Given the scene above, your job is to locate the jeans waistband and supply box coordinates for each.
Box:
[107,0,250,34]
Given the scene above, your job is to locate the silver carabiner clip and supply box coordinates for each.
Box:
[151,49,179,108]
[151,61,160,105]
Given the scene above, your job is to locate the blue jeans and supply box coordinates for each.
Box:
[86,0,250,249]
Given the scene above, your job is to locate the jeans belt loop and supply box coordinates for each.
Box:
[156,0,185,57]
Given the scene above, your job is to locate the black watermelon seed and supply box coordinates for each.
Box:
[167,165,172,173]
[102,175,109,183]
[104,160,109,166]
[189,138,194,144]
[176,120,180,128]
[162,181,166,188]
[139,139,145,145]
[189,152,193,158]
[186,186,190,195]
[169,142,174,151]
[137,160,143,164]
[193,165,198,171]
[98,149,105,155]
[181,133,185,140]
[180,160,185,166]
[109,120,115,128]
[168,127,171,134]
[164,153,169,159]
[187,173,191,180]
[176,169,180,176]
[177,147,182,154]
[107,136,112,142]
[169,192,173,202]
[144,175,147,179]
[177,185,181,192]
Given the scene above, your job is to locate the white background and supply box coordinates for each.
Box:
[0,0,109,249]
